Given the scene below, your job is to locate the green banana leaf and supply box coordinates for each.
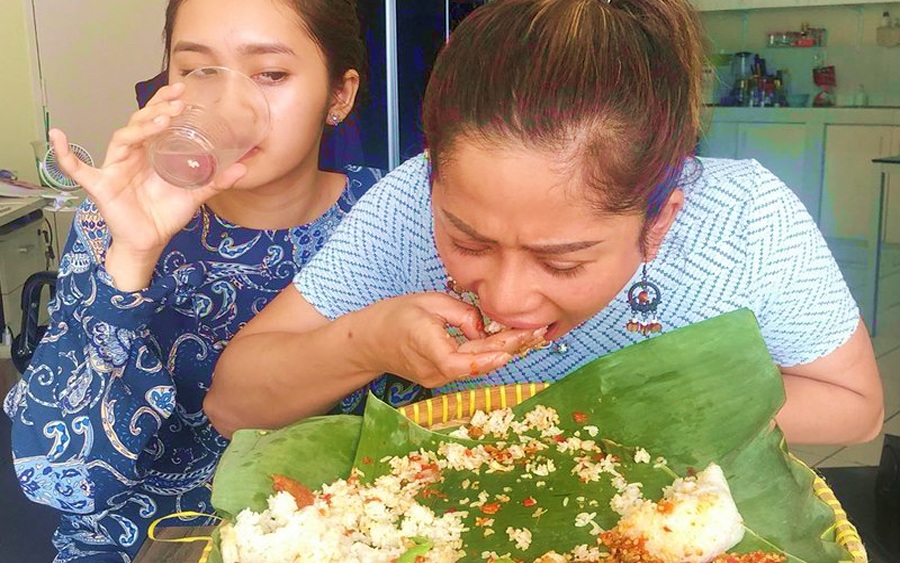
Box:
[210,414,363,520]
[205,309,854,563]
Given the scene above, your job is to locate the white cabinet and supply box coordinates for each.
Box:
[698,120,738,159]
[737,122,810,212]
[821,125,900,242]
[885,134,900,245]
[698,120,814,215]
[42,206,78,268]
[692,0,885,12]
[0,212,50,339]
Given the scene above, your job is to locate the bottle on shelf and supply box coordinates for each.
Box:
[882,11,891,28]
[854,84,868,107]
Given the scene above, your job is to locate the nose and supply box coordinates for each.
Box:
[476,259,543,326]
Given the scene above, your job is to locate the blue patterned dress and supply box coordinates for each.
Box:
[3,166,426,562]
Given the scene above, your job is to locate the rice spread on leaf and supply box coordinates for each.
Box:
[219,406,784,563]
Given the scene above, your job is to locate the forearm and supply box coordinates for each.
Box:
[777,373,883,446]
[206,313,381,438]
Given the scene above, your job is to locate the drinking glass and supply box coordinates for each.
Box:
[149,67,270,188]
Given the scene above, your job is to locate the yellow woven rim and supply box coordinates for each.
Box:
[398,383,867,563]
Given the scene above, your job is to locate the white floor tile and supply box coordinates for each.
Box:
[788,444,843,467]
[882,369,900,419]
[820,436,884,467]
[878,347,900,418]
[873,337,900,359]
[814,455,867,468]
[815,414,900,467]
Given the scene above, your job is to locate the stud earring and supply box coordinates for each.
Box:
[329,113,341,125]
[625,263,662,336]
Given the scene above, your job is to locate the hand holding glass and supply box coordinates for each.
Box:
[149,67,270,188]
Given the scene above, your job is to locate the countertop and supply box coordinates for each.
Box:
[0,198,43,230]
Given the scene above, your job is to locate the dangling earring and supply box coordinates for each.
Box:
[625,263,662,337]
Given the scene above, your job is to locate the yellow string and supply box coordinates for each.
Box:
[147,511,220,542]
[426,398,434,427]
[198,539,214,563]
[441,394,449,424]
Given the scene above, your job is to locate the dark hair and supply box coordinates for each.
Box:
[162,0,367,99]
[423,0,704,225]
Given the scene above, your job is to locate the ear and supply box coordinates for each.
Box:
[327,69,361,123]
[643,188,684,261]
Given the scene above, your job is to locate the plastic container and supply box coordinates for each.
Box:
[787,94,810,107]
[853,84,869,107]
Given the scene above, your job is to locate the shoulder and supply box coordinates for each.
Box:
[679,158,808,237]
[343,154,432,220]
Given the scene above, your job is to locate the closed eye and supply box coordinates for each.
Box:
[542,262,585,278]
[451,240,490,257]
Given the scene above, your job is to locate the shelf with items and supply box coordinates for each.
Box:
[766,27,826,48]
[692,0,888,12]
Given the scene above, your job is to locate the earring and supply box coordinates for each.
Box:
[625,263,662,336]
[329,113,341,125]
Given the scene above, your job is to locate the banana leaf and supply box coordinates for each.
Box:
[210,414,363,519]
[205,309,854,563]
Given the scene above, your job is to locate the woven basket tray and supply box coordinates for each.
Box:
[397,383,868,563]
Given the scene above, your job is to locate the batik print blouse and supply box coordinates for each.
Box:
[3,165,426,562]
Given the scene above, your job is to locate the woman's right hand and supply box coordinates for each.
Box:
[50,83,248,291]
[354,292,547,389]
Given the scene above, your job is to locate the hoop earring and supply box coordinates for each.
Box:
[625,263,662,336]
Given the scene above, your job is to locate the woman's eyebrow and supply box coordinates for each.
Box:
[172,41,212,55]
[238,42,296,56]
[443,210,495,243]
[171,41,295,56]
[443,210,602,254]
[522,240,602,255]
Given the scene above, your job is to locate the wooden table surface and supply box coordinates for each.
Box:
[133,526,216,563]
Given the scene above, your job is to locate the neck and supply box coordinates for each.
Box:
[206,156,346,230]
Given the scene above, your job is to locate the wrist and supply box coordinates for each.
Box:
[332,311,385,379]
[105,242,164,292]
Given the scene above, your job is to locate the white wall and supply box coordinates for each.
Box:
[29,0,168,166]
[0,0,43,184]
[701,3,900,107]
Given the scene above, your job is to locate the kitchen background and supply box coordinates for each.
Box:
[702,3,900,108]
[0,1,899,561]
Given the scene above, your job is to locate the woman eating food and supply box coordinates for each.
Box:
[208,0,882,448]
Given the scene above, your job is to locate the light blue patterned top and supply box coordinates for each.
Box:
[295,154,860,392]
[2,166,401,563]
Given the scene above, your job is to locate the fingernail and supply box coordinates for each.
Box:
[532,327,548,338]
[153,115,166,125]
